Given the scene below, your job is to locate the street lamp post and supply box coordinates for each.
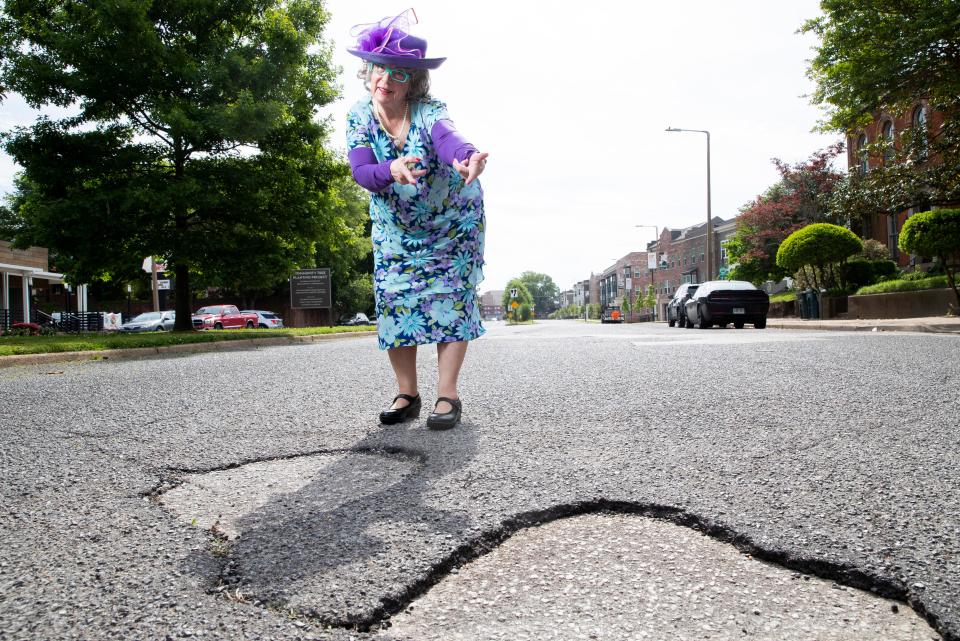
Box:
[666,127,713,281]
[635,224,659,321]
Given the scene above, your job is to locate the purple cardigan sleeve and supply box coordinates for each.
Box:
[348,147,394,192]
[432,119,478,165]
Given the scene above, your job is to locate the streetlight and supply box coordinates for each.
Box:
[666,127,713,281]
[635,224,659,320]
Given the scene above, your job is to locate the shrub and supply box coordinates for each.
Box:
[857,239,890,261]
[898,208,960,309]
[841,259,897,288]
[518,303,532,322]
[5,322,42,337]
[777,223,863,289]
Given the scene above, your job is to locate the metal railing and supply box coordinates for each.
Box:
[0,308,10,332]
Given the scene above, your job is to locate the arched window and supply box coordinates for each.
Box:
[911,105,928,159]
[881,120,894,163]
[856,134,868,174]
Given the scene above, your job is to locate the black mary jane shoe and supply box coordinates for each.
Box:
[379,393,421,425]
[426,397,462,430]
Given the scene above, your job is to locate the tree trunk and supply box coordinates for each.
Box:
[172,141,194,332]
[174,262,193,331]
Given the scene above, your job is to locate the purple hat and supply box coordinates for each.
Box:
[347,8,445,70]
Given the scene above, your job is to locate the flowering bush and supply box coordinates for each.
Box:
[5,322,42,337]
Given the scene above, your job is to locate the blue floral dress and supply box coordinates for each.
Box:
[347,96,486,350]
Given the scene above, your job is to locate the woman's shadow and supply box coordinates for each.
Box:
[209,418,478,627]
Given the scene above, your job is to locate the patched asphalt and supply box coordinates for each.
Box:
[1,320,958,640]
[381,514,938,640]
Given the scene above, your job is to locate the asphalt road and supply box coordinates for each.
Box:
[1,320,958,640]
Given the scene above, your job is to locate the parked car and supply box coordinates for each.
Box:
[667,283,699,327]
[600,306,622,324]
[241,310,284,329]
[338,312,374,326]
[684,280,769,329]
[120,311,175,332]
[191,305,259,330]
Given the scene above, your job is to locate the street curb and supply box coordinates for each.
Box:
[0,330,378,369]
[767,320,960,334]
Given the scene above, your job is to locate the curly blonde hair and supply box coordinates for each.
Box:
[358,62,431,102]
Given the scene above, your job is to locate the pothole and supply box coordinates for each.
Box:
[381,514,939,641]
[158,450,418,539]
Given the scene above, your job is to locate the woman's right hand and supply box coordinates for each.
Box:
[390,156,427,185]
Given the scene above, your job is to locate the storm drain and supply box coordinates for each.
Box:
[381,514,939,641]
[159,451,416,539]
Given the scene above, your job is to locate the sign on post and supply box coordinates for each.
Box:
[290,268,332,309]
[510,287,518,298]
[156,279,171,290]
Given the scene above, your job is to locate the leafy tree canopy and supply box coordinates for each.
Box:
[726,146,844,284]
[501,279,533,313]
[898,208,960,307]
[0,0,346,329]
[802,0,960,132]
[517,271,560,318]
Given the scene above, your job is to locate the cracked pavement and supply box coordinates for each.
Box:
[1,320,958,640]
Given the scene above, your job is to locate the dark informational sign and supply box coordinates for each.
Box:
[290,268,331,309]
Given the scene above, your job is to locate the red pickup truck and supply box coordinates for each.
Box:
[191,305,259,330]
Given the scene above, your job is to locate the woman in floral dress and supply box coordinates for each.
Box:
[346,10,488,429]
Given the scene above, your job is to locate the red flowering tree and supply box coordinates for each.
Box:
[727,145,845,284]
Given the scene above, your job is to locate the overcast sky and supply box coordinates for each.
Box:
[0,0,844,293]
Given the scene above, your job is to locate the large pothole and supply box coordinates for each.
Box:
[159,450,418,539]
[381,514,939,641]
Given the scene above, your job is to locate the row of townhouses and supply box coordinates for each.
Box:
[559,99,949,321]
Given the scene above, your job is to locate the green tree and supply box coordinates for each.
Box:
[518,271,560,318]
[502,278,533,322]
[776,223,863,290]
[1,0,342,330]
[642,285,656,311]
[898,208,960,309]
[804,1,960,224]
[802,1,960,133]
[726,146,844,285]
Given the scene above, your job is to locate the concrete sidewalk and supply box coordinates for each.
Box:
[767,315,960,334]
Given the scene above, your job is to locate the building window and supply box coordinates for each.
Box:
[887,215,899,262]
[911,105,928,159]
[881,120,894,164]
[856,133,868,174]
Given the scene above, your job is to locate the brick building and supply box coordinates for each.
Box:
[479,289,504,321]
[639,218,735,318]
[846,101,947,266]
[598,251,649,320]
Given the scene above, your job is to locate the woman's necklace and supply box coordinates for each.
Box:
[374,101,408,149]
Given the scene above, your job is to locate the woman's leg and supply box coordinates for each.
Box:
[387,345,418,408]
[435,340,468,412]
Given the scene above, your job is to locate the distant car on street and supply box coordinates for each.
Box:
[338,312,374,326]
[600,306,622,324]
[684,280,769,329]
[120,311,176,332]
[241,310,284,329]
[191,305,258,330]
[667,283,699,327]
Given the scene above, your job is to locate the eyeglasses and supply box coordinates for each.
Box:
[369,63,411,84]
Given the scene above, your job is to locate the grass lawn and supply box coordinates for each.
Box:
[0,325,375,357]
[769,291,797,303]
[855,275,950,295]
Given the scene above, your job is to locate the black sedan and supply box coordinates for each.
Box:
[667,283,699,327]
[683,280,769,329]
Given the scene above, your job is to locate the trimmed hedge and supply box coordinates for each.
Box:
[855,275,949,295]
[776,223,864,272]
[899,209,960,260]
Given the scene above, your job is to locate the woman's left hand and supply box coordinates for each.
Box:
[453,152,489,185]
